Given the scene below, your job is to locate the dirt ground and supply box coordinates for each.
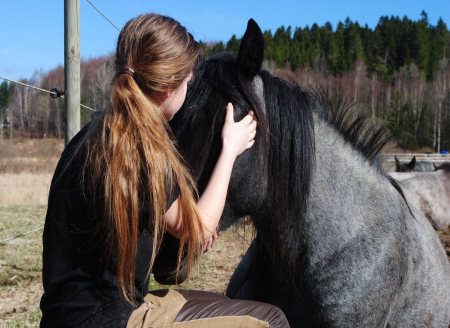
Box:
[438,228,450,262]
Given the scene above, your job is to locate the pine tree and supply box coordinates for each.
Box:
[416,11,432,78]
[226,35,241,54]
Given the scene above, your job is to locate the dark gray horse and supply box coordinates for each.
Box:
[171,19,450,327]
[395,155,436,172]
[390,162,450,230]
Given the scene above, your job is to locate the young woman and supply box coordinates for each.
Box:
[40,13,289,328]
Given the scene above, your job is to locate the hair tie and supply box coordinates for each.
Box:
[121,67,135,77]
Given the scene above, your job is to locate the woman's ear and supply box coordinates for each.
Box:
[164,75,178,100]
[164,89,172,100]
[158,89,173,108]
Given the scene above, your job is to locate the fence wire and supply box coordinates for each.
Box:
[0,75,96,112]
[0,226,44,244]
[86,0,120,31]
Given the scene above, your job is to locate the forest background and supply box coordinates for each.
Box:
[0,11,449,152]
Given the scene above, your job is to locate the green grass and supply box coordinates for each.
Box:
[0,205,251,327]
[0,205,46,276]
[0,205,46,327]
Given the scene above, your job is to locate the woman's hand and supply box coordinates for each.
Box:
[203,230,222,253]
[165,103,257,243]
[221,103,257,158]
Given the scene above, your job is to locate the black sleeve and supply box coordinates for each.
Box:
[151,231,188,285]
[167,183,180,211]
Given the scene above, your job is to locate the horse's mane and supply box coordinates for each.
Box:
[260,71,396,277]
[304,87,412,218]
[258,70,315,279]
[308,87,391,168]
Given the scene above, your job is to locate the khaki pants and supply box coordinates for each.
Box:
[127,289,271,328]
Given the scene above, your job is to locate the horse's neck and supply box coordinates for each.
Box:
[302,116,406,263]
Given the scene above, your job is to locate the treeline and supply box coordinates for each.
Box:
[203,11,450,151]
[1,11,449,151]
[203,11,447,80]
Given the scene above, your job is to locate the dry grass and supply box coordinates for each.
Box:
[0,139,61,206]
[0,139,59,326]
[0,173,53,206]
[0,139,61,175]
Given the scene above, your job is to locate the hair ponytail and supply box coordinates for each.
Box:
[80,14,204,303]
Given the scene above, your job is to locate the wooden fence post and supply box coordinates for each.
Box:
[64,0,80,146]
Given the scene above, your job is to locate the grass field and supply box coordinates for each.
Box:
[0,203,253,327]
[0,205,46,327]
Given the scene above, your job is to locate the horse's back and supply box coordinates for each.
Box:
[414,161,436,172]
[389,170,450,230]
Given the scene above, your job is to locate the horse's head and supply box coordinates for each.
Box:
[171,19,316,280]
[170,19,268,230]
[395,156,416,172]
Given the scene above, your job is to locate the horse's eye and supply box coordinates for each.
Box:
[232,104,247,121]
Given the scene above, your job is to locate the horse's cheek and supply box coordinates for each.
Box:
[229,155,266,214]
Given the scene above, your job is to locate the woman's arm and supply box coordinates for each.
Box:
[164,103,256,243]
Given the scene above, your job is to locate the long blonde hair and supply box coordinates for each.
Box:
[81,14,204,303]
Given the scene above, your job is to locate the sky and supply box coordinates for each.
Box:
[1,0,449,83]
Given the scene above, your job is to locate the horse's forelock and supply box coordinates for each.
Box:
[252,76,265,114]
[191,53,269,146]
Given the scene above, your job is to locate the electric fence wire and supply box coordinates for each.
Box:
[0,75,96,112]
[0,226,44,244]
[86,0,120,31]
[0,75,59,97]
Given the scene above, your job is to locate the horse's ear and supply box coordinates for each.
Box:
[395,156,400,168]
[408,156,416,170]
[236,19,264,80]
